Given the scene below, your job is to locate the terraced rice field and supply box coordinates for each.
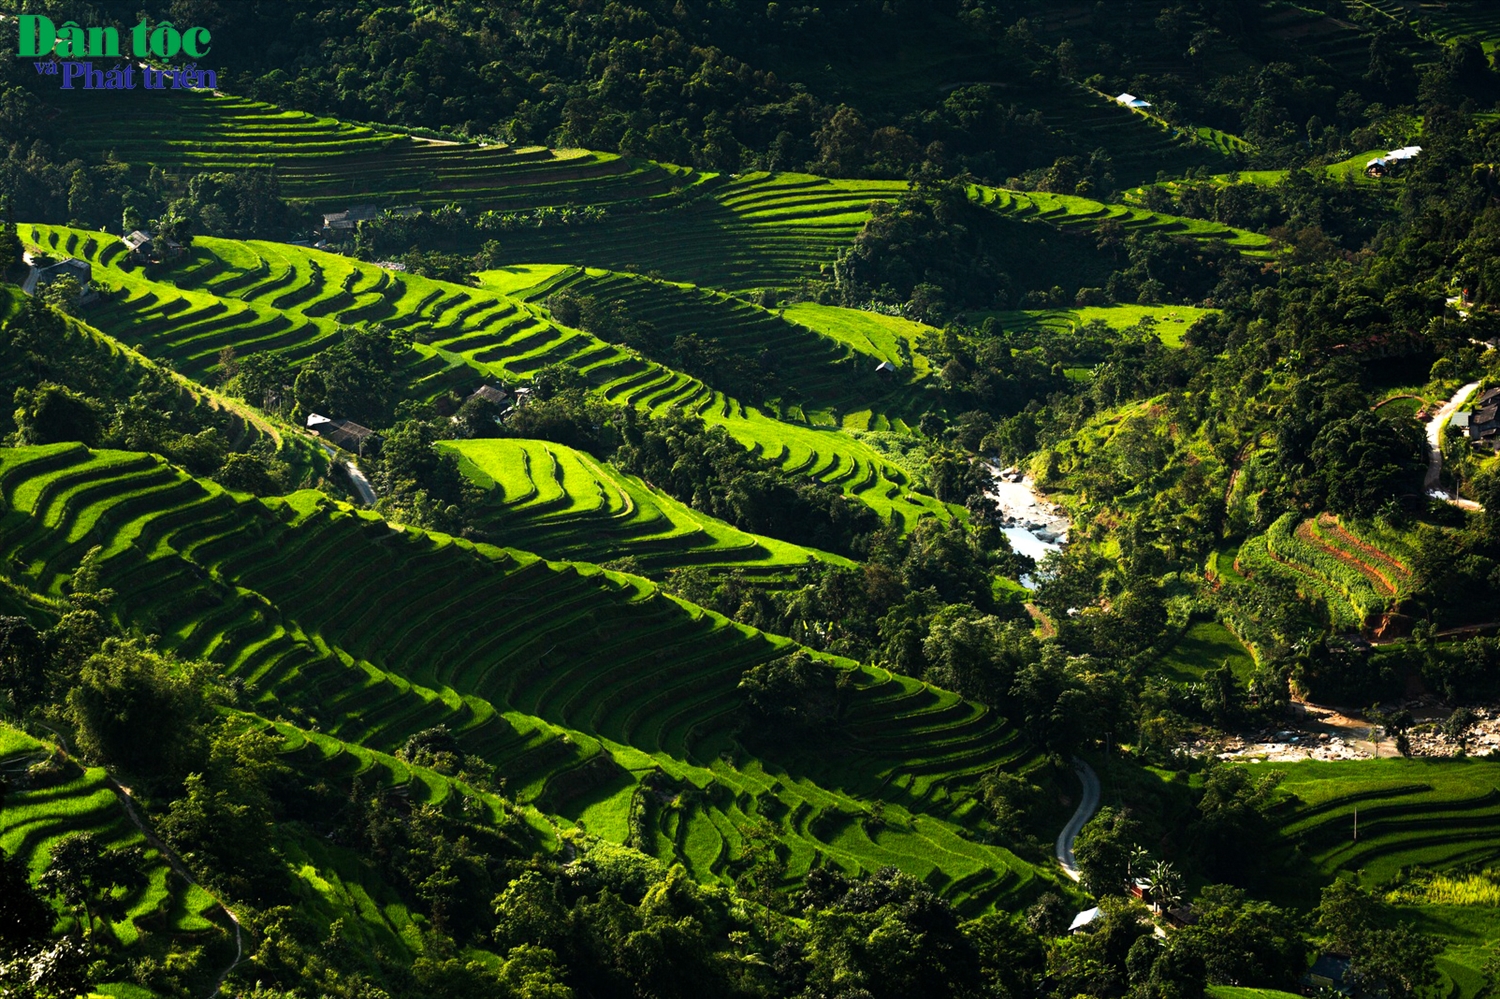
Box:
[972,303,1217,348]
[470,171,909,292]
[497,265,931,425]
[445,438,852,581]
[0,444,1055,913]
[0,725,222,945]
[1273,759,1500,885]
[971,184,1276,257]
[56,92,688,212]
[47,87,1279,292]
[1020,81,1239,180]
[30,224,950,527]
[1235,512,1410,631]
[1347,0,1500,54]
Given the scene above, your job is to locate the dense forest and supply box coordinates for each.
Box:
[3,2,1500,998]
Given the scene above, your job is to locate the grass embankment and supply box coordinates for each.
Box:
[445,437,852,582]
[0,443,1059,915]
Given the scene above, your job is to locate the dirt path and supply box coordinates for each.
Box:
[107,777,246,996]
[1223,435,1258,506]
[1024,602,1056,639]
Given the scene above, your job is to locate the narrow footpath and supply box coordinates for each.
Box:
[1055,757,1101,882]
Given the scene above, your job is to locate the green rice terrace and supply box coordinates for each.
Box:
[445,438,852,582]
[0,443,1057,914]
[0,724,225,948]
[27,224,954,528]
[1271,759,1500,889]
[45,88,1277,292]
[487,264,934,427]
[54,92,689,212]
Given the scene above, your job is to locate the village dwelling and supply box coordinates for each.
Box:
[1365,145,1422,177]
[321,204,381,232]
[875,360,898,377]
[1067,907,1100,933]
[23,257,98,306]
[1460,386,1500,450]
[1302,954,1350,994]
[468,384,509,406]
[306,413,380,456]
[122,229,184,265]
[1115,92,1152,109]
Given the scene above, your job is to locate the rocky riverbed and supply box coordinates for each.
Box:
[986,465,1072,569]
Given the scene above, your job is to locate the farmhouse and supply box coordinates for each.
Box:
[1462,386,1500,450]
[122,229,184,264]
[468,384,509,406]
[1067,907,1101,933]
[1115,93,1151,109]
[1365,145,1422,177]
[321,204,381,231]
[24,257,99,305]
[306,413,380,455]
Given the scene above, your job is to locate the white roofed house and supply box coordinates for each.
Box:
[1115,93,1152,109]
[306,413,380,456]
[1366,145,1422,177]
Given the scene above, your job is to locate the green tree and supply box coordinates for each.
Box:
[12,382,104,446]
[65,639,214,786]
[738,650,843,732]
[0,847,52,949]
[1073,807,1140,897]
[1176,884,1308,988]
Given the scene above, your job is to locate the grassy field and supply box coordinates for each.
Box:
[445,437,853,581]
[0,443,1060,914]
[1157,621,1256,682]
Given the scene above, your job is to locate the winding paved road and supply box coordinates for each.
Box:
[1424,381,1480,494]
[1055,757,1100,882]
